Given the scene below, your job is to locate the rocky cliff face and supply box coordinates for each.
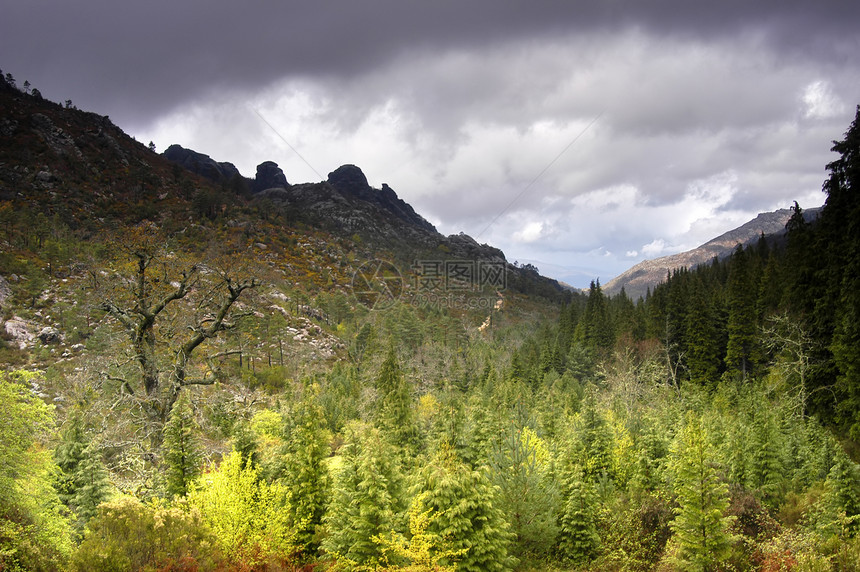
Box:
[604,207,822,299]
[327,164,437,234]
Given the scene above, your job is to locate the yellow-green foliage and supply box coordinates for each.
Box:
[607,408,636,490]
[188,450,299,567]
[521,426,552,469]
[250,408,285,466]
[0,370,74,571]
[669,412,736,570]
[72,496,220,571]
[373,492,465,572]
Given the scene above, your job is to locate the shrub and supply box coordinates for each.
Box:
[72,496,222,571]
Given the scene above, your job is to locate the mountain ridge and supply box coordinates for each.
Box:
[604,206,822,299]
[0,79,567,302]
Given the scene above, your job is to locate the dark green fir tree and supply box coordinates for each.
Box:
[322,423,407,567]
[414,445,517,572]
[162,391,202,498]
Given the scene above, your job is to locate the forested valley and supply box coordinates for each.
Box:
[2,72,860,571]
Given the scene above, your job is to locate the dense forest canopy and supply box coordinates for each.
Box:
[2,72,860,570]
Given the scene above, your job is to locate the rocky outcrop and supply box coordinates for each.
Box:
[252,161,289,193]
[31,113,84,160]
[327,164,373,200]
[3,316,33,350]
[0,275,11,309]
[163,144,242,184]
[327,165,436,234]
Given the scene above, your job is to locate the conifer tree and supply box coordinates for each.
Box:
[574,392,613,478]
[827,107,860,437]
[69,443,113,527]
[54,413,89,507]
[725,246,761,378]
[323,423,407,567]
[685,276,723,386]
[490,424,559,558]
[374,347,419,450]
[54,412,112,528]
[414,446,517,572]
[670,413,734,570]
[558,465,600,564]
[273,384,330,552]
[575,280,614,351]
[630,416,670,493]
[230,418,260,470]
[162,391,202,498]
[748,408,785,508]
[824,451,860,535]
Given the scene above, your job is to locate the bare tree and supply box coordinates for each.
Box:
[98,228,258,438]
[763,312,817,418]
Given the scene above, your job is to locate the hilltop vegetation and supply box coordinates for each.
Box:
[2,70,860,570]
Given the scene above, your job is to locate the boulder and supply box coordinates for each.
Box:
[4,317,33,349]
[327,164,436,233]
[38,326,62,345]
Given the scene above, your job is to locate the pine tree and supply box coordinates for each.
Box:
[748,408,785,508]
[323,423,407,567]
[414,446,517,572]
[54,413,89,507]
[670,413,734,571]
[274,384,330,553]
[827,107,860,437]
[685,276,723,386]
[69,443,113,527]
[574,392,613,478]
[725,246,762,378]
[824,451,860,535]
[490,424,559,559]
[230,419,260,470]
[558,465,600,564]
[575,280,614,351]
[162,391,203,498]
[374,347,419,450]
[54,412,112,528]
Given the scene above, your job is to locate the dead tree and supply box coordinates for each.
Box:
[99,241,257,438]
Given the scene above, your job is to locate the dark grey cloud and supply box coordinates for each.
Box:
[2,0,857,128]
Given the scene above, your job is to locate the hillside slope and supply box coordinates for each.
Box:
[0,79,566,305]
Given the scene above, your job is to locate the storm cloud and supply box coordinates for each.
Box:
[3,0,858,286]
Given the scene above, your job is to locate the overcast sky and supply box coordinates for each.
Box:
[3,1,858,287]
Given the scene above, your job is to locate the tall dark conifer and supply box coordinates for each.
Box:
[685,276,722,387]
[825,107,860,435]
[162,391,202,498]
[725,246,761,378]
